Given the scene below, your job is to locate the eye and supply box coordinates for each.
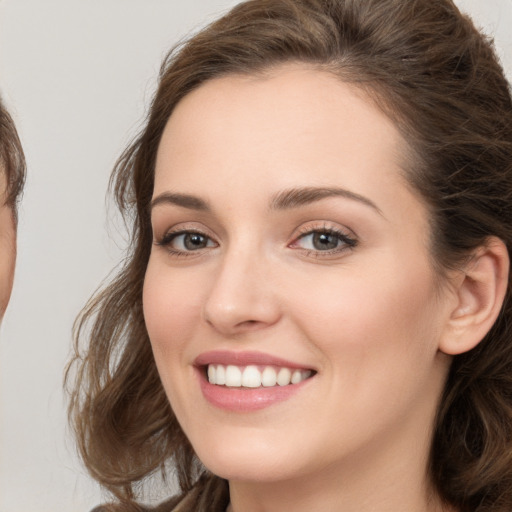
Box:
[291,227,357,254]
[157,230,217,254]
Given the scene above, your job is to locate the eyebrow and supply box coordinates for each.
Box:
[270,186,382,214]
[150,186,382,215]
[150,192,210,212]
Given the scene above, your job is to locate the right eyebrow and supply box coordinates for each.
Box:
[149,192,210,212]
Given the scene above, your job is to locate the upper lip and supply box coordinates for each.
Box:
[194,350,314,370]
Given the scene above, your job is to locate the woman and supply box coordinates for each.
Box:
[67,0,512,511]
[0,97,25,319]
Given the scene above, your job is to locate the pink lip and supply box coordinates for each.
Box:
[194,351,315,412]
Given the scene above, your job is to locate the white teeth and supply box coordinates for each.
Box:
[262,367,277,387]
[277,367,292,386]
[207,364,312,388]
[208,365,216,383]
[291,369,302,384]
[242,365,261,388]
[225,365,242,387]
[216,364,226,385]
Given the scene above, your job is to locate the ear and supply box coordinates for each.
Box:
[439,237,509,356]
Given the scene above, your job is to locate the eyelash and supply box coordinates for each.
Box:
[291,225,358,257]
[155,224,358,258]
[156,229,217,258]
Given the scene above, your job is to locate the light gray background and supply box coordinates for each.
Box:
[0,1,511,511]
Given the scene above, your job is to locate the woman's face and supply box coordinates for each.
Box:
[144,65,456,484]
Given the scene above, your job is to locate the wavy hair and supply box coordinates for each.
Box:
[67,1,512,510]
[0,96,26,214]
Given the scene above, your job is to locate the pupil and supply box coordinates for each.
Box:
[185,233,206,250]
[313,232,338,250]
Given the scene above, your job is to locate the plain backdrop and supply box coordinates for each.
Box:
[0,1,511,511]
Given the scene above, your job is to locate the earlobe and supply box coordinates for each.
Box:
[439,237,510,356]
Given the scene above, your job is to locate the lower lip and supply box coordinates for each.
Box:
[197,370,311,412]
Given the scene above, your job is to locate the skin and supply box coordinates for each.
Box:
[0,171,16,319]
[143,65,466,512]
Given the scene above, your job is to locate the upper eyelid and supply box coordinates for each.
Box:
[158,228,217,246]
[172,231,216,245]
[292,220,358,239]
[154,222,217,239]
[292,228,357,245]
[296,227,354,239]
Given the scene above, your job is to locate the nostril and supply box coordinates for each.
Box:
[236,319,263,330]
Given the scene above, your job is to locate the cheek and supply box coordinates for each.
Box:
[284,260,446,441]
[288,257,441,374]
[0,207,16,318]
[143,259,211,425]
[143,260,205,360]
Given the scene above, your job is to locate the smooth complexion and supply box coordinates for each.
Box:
[0,172,16,319]
[143,65,462,512]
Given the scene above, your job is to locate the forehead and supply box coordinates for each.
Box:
[154,65,411,210]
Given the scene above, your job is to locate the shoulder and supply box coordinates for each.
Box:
[90,475,229,512]
[158,475,229,512]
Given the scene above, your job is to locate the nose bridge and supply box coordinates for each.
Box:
[203,237,280,334]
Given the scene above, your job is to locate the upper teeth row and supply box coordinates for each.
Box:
[207,364,312,388]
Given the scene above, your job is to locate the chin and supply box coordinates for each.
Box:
[191,429,314,483]
[202,454,301,483]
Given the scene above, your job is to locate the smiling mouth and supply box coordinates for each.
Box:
[206,364,314,388]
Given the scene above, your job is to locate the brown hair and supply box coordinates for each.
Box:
[0,96,26,214]
[67,0,512,510]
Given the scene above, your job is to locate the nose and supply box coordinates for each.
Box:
[203,248,281,336]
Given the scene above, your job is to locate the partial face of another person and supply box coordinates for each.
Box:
[0,171,16,318]
[143,65,457,483]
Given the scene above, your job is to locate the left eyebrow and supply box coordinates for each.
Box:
[270,186,383,215]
